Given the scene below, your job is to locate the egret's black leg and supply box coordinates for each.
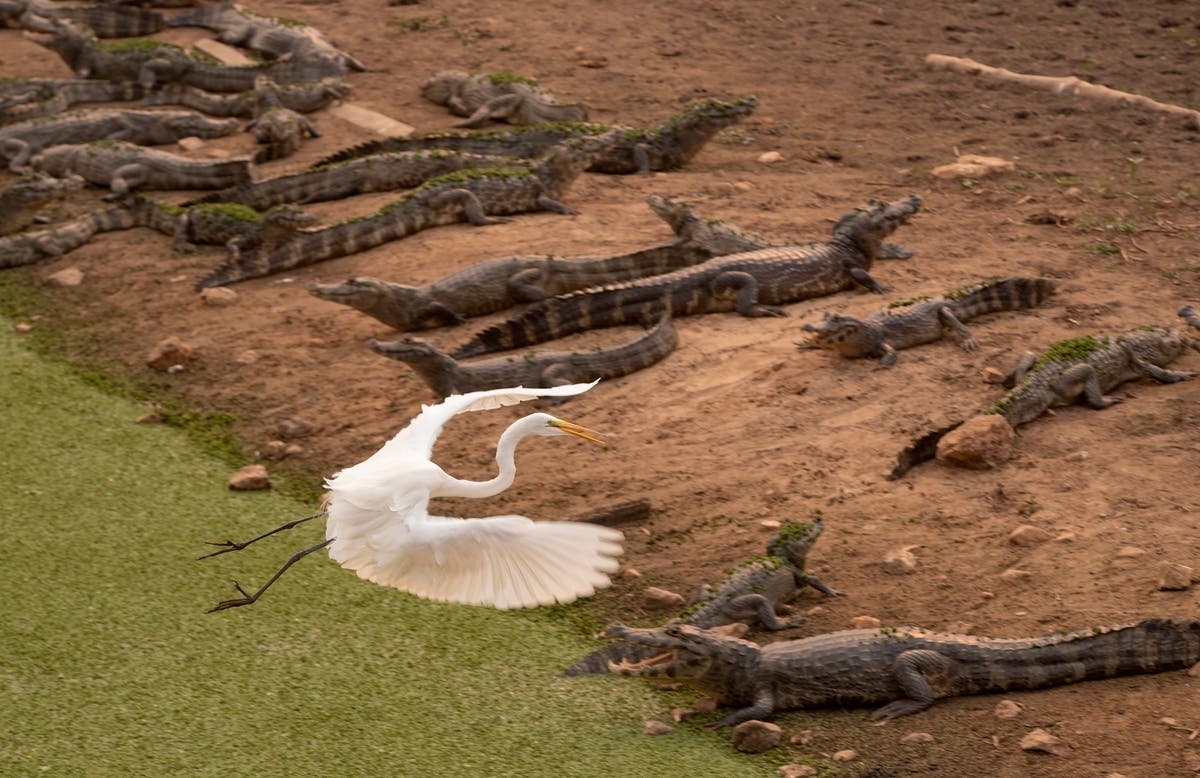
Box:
[207,538,335,613]
[198,511,326,560]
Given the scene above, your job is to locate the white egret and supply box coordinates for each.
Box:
[204,381,624,612]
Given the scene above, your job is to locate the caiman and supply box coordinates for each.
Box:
[121,196,316,255]
[451,194,922,359]
[194,130,622,289]
[0,0,162,37]
[139,77,351,118]
[31,140,255,198]
[0,172,84,235]
[0,79,150,125]
[888,314,1200,479]
[244,76,321,163]
[420,70,588,128]
[561,519,842,678]
[798,277,1056,368]
[311,96,759,174]
[0,201,139,269]
[605,619,1200,726]
[306,194,775,331]
[0,107,238,172]
[369,313,678,398]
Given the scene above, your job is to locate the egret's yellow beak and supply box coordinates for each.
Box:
[549,419,605,446]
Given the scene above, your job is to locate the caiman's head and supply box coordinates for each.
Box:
[669,95,759,131]
[765,518,824,564]
[165,113,239,139]
[25,18,93,66]
[367,336,451,365]
[262,204,317,230]
[604,623,760,682]
[419,70,471,104]
[12,172,85,203]
[644,195,698,235]
[831,194,922,259]
[308,277,456,331]
[797,312,868,352]
[1120,325,1199,364]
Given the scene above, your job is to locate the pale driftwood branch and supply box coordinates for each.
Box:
[925,53,1200,130]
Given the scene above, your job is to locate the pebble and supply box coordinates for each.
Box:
[1008,525,1054,545]
[882,545,919,574]
[13,322,33,333]
[757,151,784,163]
[200,287,238,306]
[177,136,207,152]
[46,267,83,287]
[789,729,813,746]
[1188,662,1200,678]
[733,180,754,192]
[831,749,857,762]
[935,414,1014,470]
[994,699,1023,719]
[228,464,271,491]
[135,412,163,424]
[261,440,289,460]
[805,605,826,617]
[1055,532,1076,542]
[710,622,750,638]
[1115,546,1147,558]
[777,766,817,778]
[1064,450,1089,462]
[901,732,934,743]
[981,366,1006,384]
[1156,562,1194,591]
[850,616,881,629]
[642,586,685,609]
[277,417,313,439]
[760,519,782,529]
[234,350,259,364]
[999,568,1032,582]
[642,720,674,736]
[1019,727,1070,755]
[731,720,782,753]
[621,567,641,578]
[146,336,194,372]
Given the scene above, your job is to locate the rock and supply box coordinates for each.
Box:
[850,616,881,629]
[1055,532,1076,542]
[234,350,259,365]
[1019,727,1070,756]
[642,586,685,609]
[883,545,919,574]
[135,412,163,424]
[1008,525,1054,545]
[1064,450,1089,462]
[13,322,33,333]
[228,464,270,491]
[931,154,1015,179]
[936,414,1014,469]
[831,749,857,762]
[901,731,934,743]
[177,136,206,152]
[670,707,697,723]
[982,366,1006,384]
[1156,562,1193,591]
[730,720,782,753]
[805,605,826,616]
[331,103,416,138]
[994,699,1023,719]
[192,37,256,66]
[777,766,818,778]
[146,337,194,372]
[1115,546,1147,559]
[642,720,674,736]
[789,729,813,746]
[261,440,289,460]
[284,443,305,457]
[710,622,750,638]
[46,267,83,287]
[760,519,782,529]
[733,180,754,192]
[999,568,1032,582]
[757,151,784,163]
[621,567,641,578]
[200,287,238,306]
[1187,661,1200,678]
[277,417,313,439]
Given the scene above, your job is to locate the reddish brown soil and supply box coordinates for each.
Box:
[4,1,1200,774]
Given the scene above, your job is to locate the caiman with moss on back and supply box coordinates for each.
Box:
[0,0,163,37]
[195,131,621,289]
[121,196,316,255]
[307,194,776,331]
[888,314,1200,478]
[313,96,759,174]
[451,195,922,359]
[605,619,1200,727]
[799,277,1056,368]
[139,77,351,118]
[561,520,841,678]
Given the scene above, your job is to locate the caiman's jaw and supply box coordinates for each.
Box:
[607,648,712,679]
[367,337,430,357]
[799,314,859,350]
[308,277,381,303]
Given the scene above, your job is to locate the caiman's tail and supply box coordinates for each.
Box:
[951,277,1055,317]
[57,6,164,38]
[313,137,409,167]
[885,420,965,480]
[1179,305,1200,332]
[968,619,1200,693]
[450,286,669,359]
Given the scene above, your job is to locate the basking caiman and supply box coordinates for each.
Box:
[370,313,678,398]
[306,194,775,331]
[451,194,922,359]
[244,76,320,163]
[0,173,84,235]
[0,79,150,125]
[798,277,1056,368]
[605,619,1200,726]
[121,197,316,255]
[888,314,1200,479]
[0,0,162,37]
[420,70,588,128]
[140,77,351,118]
[195,131,621,289]
[562,519,842,678]
[0,201,139,268]
[312,96,759,175]
[31,140,255,198]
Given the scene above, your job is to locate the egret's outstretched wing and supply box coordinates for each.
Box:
[376,381,599,460]
[328,512,624,610]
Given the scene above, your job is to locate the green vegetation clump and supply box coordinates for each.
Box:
[193,202,263,223]
[1032,335,1108,369]
[886,294,930,309]
[485,71,537,86]
[774,520,814,544]
[944,278,1000,300]
[99,38,182,55]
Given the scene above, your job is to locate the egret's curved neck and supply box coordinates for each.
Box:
[438,415,542,499]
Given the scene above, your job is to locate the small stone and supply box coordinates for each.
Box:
[1115,546,1147,558]
[777,766,818,778]
[710,622,750,638]
[1156,562,1194,591]
[1064,450,1089,462]
[850,615,881,629]
[1008,525,1054,545]
[621,567,641,578]
[901,731,934,743]
[1062,186,1085,201]
[805,605,826,616]
[46,267,83,287]
[642,586,686,609]
[643,720,674,736]
[733,180,754,192]
[936,414,1015,470]
[146,337,194,372]
[691,697,718,714]
[1186,661,1199,677]
[283,443,305,457]
[192,37,256,66]
[883,545,919,574]
[982,366,1006,384]
[261,440,289,460]
[13,322,33,333]
[135,412,163,424]
[730,720,783,753]
[1054,532,1076,542]
[200,287,238,306]
[980,591,995,599]
[277,417,313,439]
[789,729,814,746]
[1019,727,1070,756]
[760,519,782,529]
[757,151,784,163]
[1105,773,1131,778]
[234,350,259,365]
[931,154,1015,179]
[177,136,206,152]
[994,699,1023,719]
[831,749,857,762]
[999,568,1032,582]
[670,707,698,724]
[228,464,271,491]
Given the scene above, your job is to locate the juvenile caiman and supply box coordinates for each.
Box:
[195,131,621,289]
[798,277,1056,368]
[451,194,922,359]
[306,194,776,331]
[420,70,588,128]
[561,519,842,677]
[888,314,1200,479]
[606,618,1200,726]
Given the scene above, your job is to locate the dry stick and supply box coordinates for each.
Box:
[925,53,1200,130]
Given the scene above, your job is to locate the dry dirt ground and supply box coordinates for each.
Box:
[4,0,1200,775]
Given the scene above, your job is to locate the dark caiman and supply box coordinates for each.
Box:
[450,194,922,359]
